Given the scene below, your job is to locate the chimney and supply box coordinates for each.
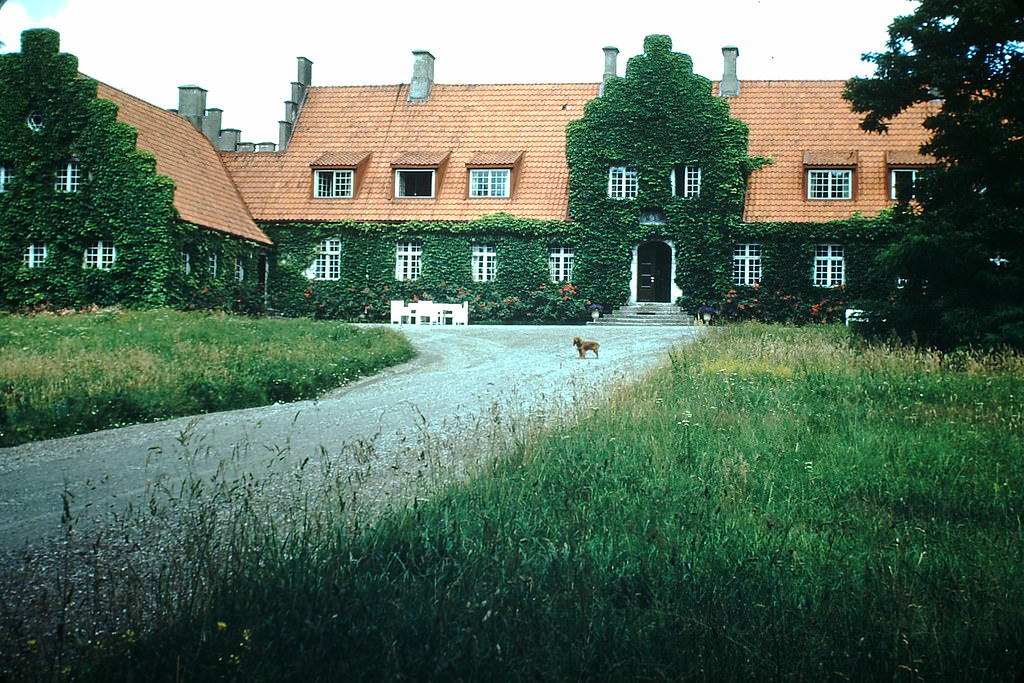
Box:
[177,85,207,130]
[256,142,276,153]
[201,108,222,143]
[280,56,313,151]
[720,46,740,97]
[408,50,435,102]
[219,129,241,151]
[600,46,619,96]
[279,120,293,151]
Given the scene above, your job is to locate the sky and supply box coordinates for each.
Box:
[1,0,919,145]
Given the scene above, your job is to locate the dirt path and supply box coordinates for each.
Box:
[0,324,700,550]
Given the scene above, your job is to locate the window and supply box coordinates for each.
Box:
[235,257,245,283]
[469,169,510,198]
[55,161,82,193]
[26,112,44,132]
[472,244,496,282]
[0,165,14,192]
[395,170,435,198]
[672,164,701,198]
[608,166,638,199]
[182,252,192,275]
[314,169,354,198]
[23,241,47,268]
[814,244,845,287]
[84,240,116,270]
[395,241,422,281]
[549,246,574,282]
[209,253,219,278]
[305,238,342,280]
[890,169,919,200]
[807,170,852,199]
[732,243,762,286]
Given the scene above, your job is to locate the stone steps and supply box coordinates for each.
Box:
[588,302,695,326]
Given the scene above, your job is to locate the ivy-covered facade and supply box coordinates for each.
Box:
[0,29,271,313]
[2,31,931,322]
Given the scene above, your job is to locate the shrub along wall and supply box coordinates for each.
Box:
[265,215,590,323]
[0,29,265,314]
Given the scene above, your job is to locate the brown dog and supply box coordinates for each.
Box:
[573,336,600,359]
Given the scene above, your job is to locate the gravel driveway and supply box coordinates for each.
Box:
[0,324,700,551]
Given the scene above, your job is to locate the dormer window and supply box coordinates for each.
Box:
[315,169,354,198]
[396,170,435,197]
[886,151,931,201]
[392,151,449,199]
[311,151,369,199]
[469,169,510,197]
[672,164,701,198]
[804,151,857,200]
[608,166,638,199]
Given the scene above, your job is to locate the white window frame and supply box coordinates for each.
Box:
[469,168,511,198]
[305,238,343,281]
[814,244,845,287]
[55,161,82,193]
[209,253,219,279]
[235,257,245,283]
[23,241,48,268]
[890,168,919,200]
[549,246,574,282]
[471,244,496,282]
[608,166,638,199]
[732,243,762,286]
[807,169,852,200]
[672,164,701,198]
[395,241,423,281]
[0,165,14,193]
[83,240,116,270]
[182,252,192,275]
[314,169,354,198]
[395,169,435,198]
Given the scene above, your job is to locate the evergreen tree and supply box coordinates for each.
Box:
[843,0,1024,348]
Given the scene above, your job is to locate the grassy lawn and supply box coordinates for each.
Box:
[0,308,416,446]
[3,323,1021,680]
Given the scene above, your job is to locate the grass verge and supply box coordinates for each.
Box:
[2,323,1021,680]
[0,308,415,446]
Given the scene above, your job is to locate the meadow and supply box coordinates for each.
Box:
[2,323,1021,680]
[0,308,416,446]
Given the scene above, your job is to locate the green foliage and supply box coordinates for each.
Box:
[35,325,1023,680]
[265,216,587,323]
[843,1,1024,348]
[0,29,265,314]
[0,308,415,446]
[566,34,757,308]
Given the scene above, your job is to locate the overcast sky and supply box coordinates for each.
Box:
[2,0,918,145]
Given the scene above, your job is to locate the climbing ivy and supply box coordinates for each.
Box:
[265,214,589,323]
[0,29,264,313]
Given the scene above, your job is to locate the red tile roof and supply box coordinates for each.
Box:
[221,79,935,226]
[93,80,272,245]
[725,80,938,223]
[222,83,600,222]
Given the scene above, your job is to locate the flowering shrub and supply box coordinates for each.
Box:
[715,283,848,324]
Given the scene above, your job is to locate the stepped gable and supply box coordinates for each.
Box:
[221,82,600,222]
[723,80,938,223]
[93,80,271,245]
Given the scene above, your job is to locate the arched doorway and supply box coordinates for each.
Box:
[636,241,672,302]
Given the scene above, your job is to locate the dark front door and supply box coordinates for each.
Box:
[637,241,672,302]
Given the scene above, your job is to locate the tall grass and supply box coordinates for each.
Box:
[0,308,415,446]
[3,324,1021,680]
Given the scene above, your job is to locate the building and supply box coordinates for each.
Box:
[1,30,934,321]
